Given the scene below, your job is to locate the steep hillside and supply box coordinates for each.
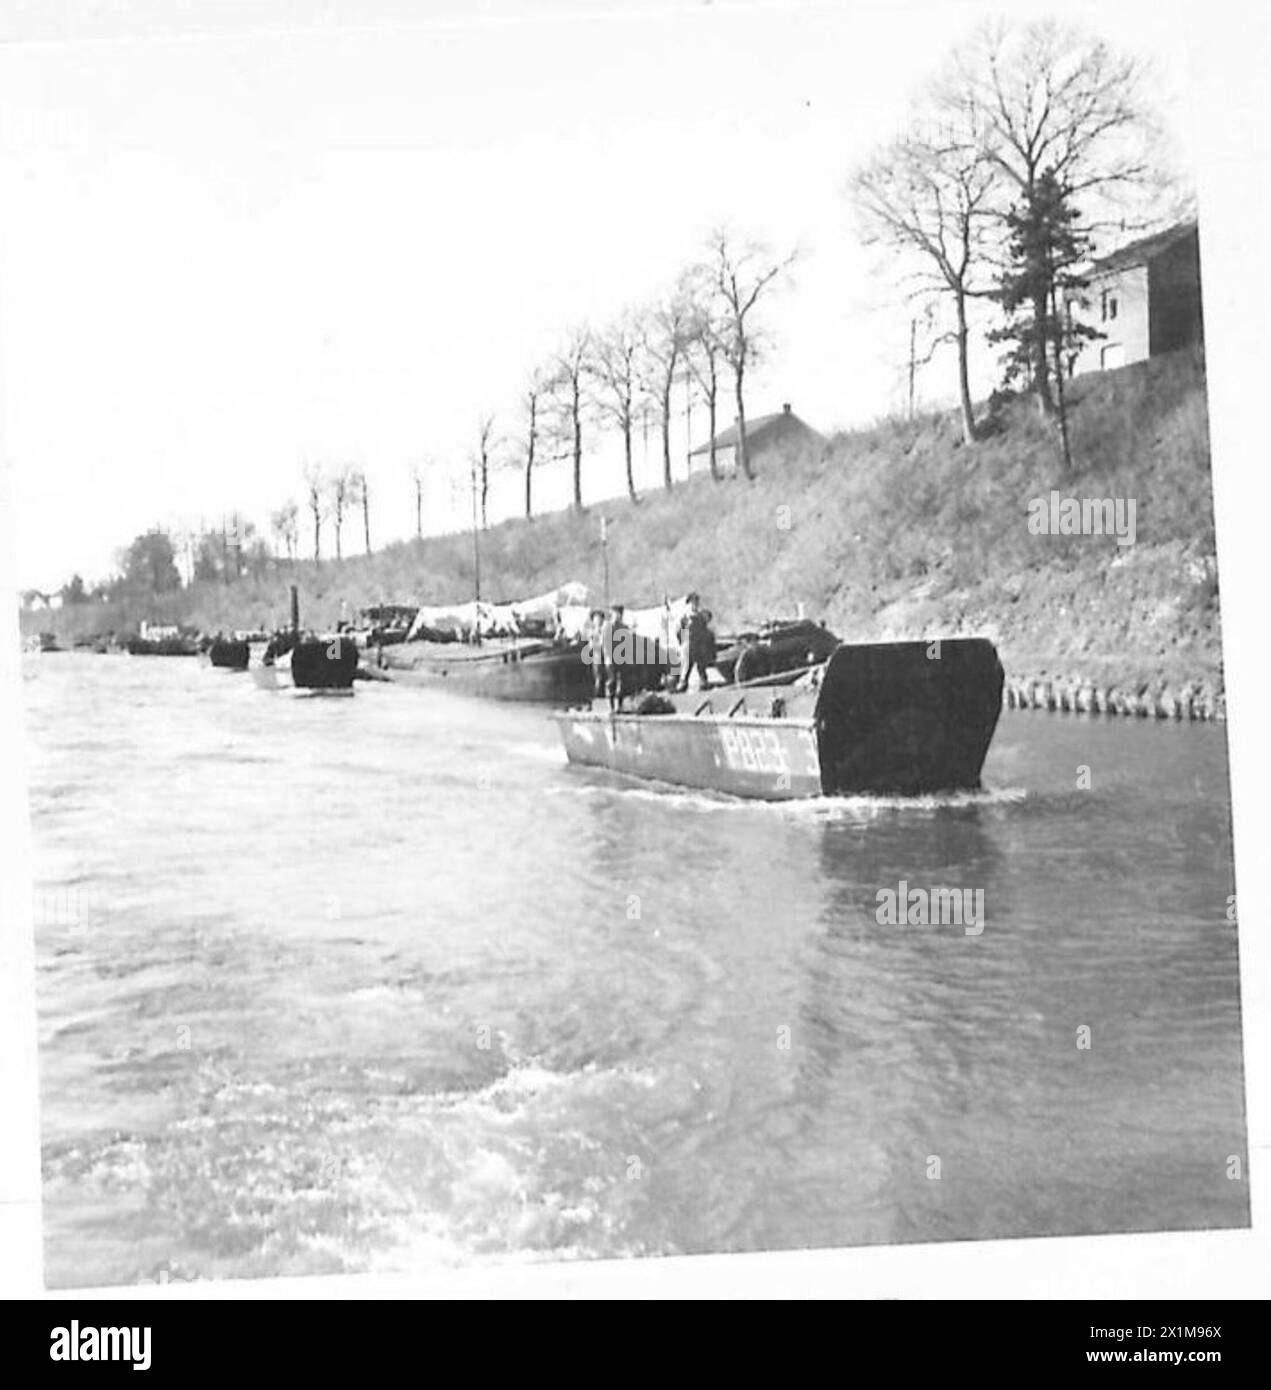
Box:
[33,348,1223,702]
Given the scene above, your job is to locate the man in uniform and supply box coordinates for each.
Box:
[677,592,714,692]
[603,603,634,710]
[586,608,607,702]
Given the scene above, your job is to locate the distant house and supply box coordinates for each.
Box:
[688,403,826,478]
[1068,218,1204,377]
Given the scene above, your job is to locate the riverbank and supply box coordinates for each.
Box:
[24,347,1222,709]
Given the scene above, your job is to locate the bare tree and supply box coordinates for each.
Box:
[354,470,371,554]
[590,312,646,503]
[683,266,727,480]
[265,503,292,561]
[270,500,299,561]
[643,289,695,492]
[409,461,426,539]
[544,327,593,511]
[328,465,357,561]
[517,375,548,520]
[302,462,326,561]
[949,19,1159,412]
[472,415,497,530]
[851,105,997,445]
[710,230,796,481]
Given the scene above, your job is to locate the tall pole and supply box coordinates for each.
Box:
[470,462,481,603]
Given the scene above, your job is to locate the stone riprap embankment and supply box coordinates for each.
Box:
[1002,674,1225,721]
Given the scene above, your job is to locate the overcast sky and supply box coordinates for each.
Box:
[0,0,1196,590]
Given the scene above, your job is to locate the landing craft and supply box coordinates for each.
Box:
[252,633,359,696]
[551,638,1004,800]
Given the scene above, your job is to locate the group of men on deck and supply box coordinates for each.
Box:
[586,592,717,710]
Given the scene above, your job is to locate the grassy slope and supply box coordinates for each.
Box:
[33,348,1223,697]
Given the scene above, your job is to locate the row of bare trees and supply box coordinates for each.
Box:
[849,19,1169,452]
[468,229,795,526]
[263,230,793,563]
[269,464,373,564]
[269,457,437,564]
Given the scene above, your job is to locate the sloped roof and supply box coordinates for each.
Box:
[689,408,825,456]
[1090,218,1198,275]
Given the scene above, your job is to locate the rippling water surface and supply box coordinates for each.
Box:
[23,653,1248,1287]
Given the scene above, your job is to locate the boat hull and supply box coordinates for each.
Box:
[208,639,251,670]
[126,638,200,656]
[555,709,822,800]
[252,636,358,694]
[551,638,1004,799]
[379,640,594,703]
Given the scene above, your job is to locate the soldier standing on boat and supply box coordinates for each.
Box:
[587,608,607,702]
[603,604,633,710]
[677,592,714,692]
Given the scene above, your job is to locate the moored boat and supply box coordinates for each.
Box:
[208,637,251,670]
[252,634,359,696]
[125,623,201,656]
[551,637,1005,800]
[378,637,595,703]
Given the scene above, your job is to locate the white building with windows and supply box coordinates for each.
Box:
[1068,219,1204,377]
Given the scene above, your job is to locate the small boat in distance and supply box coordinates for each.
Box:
[252,633,359,696]
[208,636,251,670]
[126,623,200,656]
[551,638,1005,800]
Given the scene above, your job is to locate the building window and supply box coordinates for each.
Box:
[1100,288,1121,322]
[1108,294,1118,320]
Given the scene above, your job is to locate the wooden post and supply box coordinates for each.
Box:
[290,584,300,633]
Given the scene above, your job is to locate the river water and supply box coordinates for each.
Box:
[22,653,1248,1288]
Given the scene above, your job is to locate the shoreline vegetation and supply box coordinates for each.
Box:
[24,348,1225,721]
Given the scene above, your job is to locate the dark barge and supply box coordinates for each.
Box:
[208,638,251,670]
[252,634,359,695]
